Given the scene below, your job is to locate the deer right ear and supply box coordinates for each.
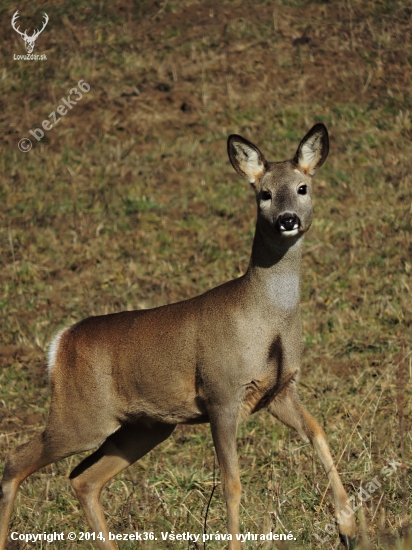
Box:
[227,135,267,186]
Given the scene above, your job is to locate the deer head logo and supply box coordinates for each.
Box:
[11,11,49,54]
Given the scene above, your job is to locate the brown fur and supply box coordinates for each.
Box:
[0,124,356,550]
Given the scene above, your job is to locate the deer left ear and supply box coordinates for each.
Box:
[294,123,329,176]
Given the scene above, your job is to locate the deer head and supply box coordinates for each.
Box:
[11,11,49,54]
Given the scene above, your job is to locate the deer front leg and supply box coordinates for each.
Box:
[210,411,242,550]
[268,385,356,550]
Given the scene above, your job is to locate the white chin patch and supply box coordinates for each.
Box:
[279,225,300,237]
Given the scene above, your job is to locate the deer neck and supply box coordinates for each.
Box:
[244,225,303,312]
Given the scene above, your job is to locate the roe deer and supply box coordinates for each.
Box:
[0,124,356,549]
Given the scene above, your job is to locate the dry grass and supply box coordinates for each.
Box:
[0,0,411,548]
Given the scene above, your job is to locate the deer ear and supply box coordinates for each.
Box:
[227,135,267,186]
[294,123,329,176]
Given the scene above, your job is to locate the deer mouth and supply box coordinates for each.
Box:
[277,213,300,236]
[280,227,300,236]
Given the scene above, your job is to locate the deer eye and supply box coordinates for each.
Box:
[261,191,272,201]
[298,185,307,195]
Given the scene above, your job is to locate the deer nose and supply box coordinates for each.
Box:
[277,213,300,232]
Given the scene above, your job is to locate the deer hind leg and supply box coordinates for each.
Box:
[0,433,55,549]
[0,425,99,550]
[70,420,176,550]
[0,393,126,550]
[268,385,356,550]
[209,411,242,550]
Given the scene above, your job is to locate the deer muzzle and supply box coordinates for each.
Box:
[277,213,300,236]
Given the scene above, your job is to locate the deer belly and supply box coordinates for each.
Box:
[124,366,207,424]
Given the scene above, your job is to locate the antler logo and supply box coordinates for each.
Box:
[11,10,49,53]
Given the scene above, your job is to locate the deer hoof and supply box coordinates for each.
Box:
[339,533,357,550]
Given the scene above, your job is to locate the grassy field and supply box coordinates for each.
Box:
[0,0,411,548]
